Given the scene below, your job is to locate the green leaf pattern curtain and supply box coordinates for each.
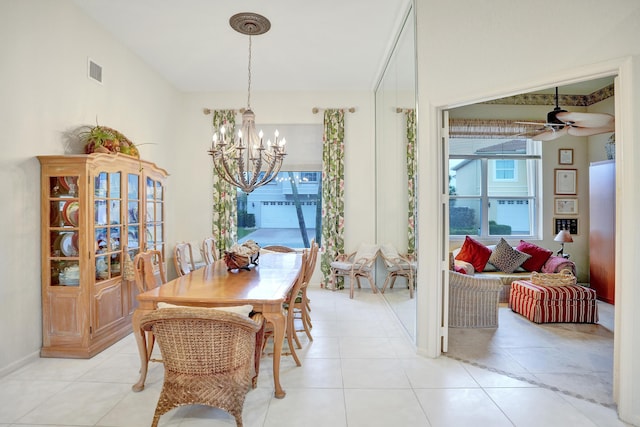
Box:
[406,109,417,255]
[211,110,238,256]
[320,109,346,289]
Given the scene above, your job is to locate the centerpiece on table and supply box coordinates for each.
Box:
[224,240,260,271]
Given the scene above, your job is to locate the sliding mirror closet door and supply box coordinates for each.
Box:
[375,5,417,340]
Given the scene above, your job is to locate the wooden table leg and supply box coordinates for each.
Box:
[132,308,151,392]
[263,311,286,398]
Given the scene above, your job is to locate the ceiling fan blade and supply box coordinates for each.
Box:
[515,121,546,126]
[556,111,615,128]
[532,127,569,141]
[567,126,615,137]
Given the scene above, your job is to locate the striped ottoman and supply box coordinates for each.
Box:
[510,280,598,324]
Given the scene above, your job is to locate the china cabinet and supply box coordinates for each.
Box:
[38,153,168,358]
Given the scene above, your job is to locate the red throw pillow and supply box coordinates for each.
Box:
[516,240,553,272]
[455,236,491,272]
[454,265,468,275]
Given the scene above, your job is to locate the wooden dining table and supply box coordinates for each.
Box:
[131,252,302,398]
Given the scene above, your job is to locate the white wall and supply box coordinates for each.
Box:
[0,0,178,374]
[414,0,640,423]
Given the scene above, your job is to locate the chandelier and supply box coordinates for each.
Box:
[208,12,286,194]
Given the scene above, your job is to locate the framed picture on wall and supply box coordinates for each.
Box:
[559,148,574,165]
[554,218,578,235]
[554,169,578,195]
[554,198,578,215]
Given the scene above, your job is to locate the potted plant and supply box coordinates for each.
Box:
[80,125,139,157]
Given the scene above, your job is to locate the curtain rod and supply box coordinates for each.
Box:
[202,108,246,115]
[311,107,356,114]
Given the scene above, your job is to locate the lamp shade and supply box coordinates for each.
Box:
[554,229,573,243]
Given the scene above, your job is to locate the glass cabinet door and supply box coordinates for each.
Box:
[94,172,122,282]
[145,177,165,256]
[125,173,141,262]
[48,176,80,286]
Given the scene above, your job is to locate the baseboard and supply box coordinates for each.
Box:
[0,350,40,379]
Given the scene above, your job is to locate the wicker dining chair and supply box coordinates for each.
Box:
[140,307,264,427]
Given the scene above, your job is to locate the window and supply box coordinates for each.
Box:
[235,124,323,248]
[237,171,322,248]
[449,138,541,238]
[494,159,516,181]
[300,172,319,183]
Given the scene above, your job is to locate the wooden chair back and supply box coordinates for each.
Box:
[173,242,196,276]
[202,237,218,265]
[133,250,167,294]
[304,240,319,284]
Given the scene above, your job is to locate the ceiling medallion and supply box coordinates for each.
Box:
[229,12,271,35]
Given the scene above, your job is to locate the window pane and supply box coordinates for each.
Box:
[488,198,532,236]
[450,198,482,236]
[488,158,529,196]
[449,137,540,238]
[494,159,515,180]
[237,171,321,248]
[449,159,481,196]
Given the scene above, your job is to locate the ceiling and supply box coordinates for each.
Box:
[72,1,614,99]
[73,0,411,92]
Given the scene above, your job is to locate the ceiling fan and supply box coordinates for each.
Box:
[516,87,615,141]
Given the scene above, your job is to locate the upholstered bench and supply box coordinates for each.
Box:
[510,280,598,324]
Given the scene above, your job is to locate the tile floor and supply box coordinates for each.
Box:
[447,300,616,408]
[0,287,631,427]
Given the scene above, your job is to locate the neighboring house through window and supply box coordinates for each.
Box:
[237,124,323,248]
[449,138,541,238]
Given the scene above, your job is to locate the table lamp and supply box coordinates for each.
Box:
[554,229,573,258]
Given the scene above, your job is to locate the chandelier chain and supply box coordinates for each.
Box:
[247,35,252,110]
[209,12,285,194]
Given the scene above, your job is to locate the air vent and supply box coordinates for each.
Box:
[88,58,103,84]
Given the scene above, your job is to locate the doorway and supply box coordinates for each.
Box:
[442,77,616,407]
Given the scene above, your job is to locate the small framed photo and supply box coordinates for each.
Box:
[555,198,578,215]
[554,218,578,235]
[559,148,574,165]
[555,168,578,195]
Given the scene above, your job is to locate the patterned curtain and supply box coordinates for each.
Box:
[405,109,417,255]
[320,109,345,289]
[211,110,238,257]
